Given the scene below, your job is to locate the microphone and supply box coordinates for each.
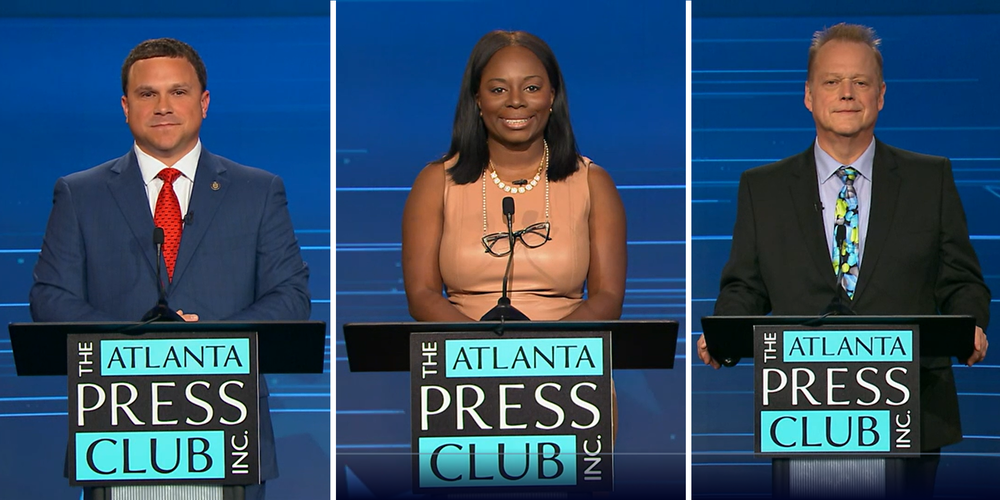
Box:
[140,227,184,322]
[814,202,824,212]
[833,223,847,286]
[822,295,857,316]
[184,211,194,225]
[480,196,530,323]
[823,223,857,317]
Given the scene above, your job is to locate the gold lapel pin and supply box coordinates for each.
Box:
[211,181,220,191]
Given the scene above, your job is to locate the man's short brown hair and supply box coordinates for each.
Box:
[121,38,207,95]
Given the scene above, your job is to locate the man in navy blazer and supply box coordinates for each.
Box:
[29,38,309,499]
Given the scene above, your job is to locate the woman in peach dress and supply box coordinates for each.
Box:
[402,30,626,323]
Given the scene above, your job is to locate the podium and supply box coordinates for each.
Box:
[9,320,326,500]
[701,315,976,499]
[344,320,678,372]
[343,320,678,495]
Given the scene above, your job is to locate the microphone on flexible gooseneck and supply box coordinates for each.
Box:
[140,227,184,322]
[822,224,856,317]
[480,196,530,323]
[500,197,515,301]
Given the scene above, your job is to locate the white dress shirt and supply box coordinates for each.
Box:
[135,141,201,221]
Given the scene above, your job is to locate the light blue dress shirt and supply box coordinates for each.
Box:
[815,138,874,269]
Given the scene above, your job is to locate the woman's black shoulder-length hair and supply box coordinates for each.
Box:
[440,30,581,184]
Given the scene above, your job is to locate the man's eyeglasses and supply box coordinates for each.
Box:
[481,221,551,257]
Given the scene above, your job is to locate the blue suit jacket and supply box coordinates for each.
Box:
[30,148,311,480]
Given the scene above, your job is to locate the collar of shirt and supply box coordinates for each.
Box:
[135,141,201,218]
[136,141,201,186]
[814,137,875,184]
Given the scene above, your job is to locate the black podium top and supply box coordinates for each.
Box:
[8,321,327,376]
[342,320,679,372]
[700,315,976,362]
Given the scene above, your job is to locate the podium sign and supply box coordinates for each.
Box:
[754,325,920,456]
[411,330,614,494]
[68,331,260,486]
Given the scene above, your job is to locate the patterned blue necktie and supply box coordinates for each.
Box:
[831,166,860,298]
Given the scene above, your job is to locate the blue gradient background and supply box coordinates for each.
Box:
[335,1,686,498]
[692,2,1000,498]
[0,2,331,498]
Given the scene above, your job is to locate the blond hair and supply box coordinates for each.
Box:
[807,23,883,83]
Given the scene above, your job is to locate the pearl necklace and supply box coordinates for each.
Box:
[487,140,548,194]
[482,147,550,235]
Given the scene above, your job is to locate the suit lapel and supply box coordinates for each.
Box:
[170,150,229,288]
[788,145,839,290]
[853,140,900,300]
[107,150,158,275]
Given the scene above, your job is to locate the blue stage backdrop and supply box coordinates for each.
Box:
[692,3,1000,499]
[335,1,686,498]
[0,4,330,499]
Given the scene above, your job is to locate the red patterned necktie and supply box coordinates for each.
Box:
[154,168,183,281]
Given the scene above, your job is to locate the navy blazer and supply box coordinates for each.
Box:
[715,140,991,451]
[30,148,311,480]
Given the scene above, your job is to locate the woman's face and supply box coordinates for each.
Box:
[476,45,555,149]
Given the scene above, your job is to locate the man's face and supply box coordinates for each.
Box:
[121,56,209,166]
[805,40,885,142]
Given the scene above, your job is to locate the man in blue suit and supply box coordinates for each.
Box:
[29,38,309,499]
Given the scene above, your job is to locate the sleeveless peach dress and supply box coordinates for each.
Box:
[439,158,592,321]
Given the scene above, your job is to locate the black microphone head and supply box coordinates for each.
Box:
[835,224,846,244]
[502,196,515,216]
[153,227,165,245]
